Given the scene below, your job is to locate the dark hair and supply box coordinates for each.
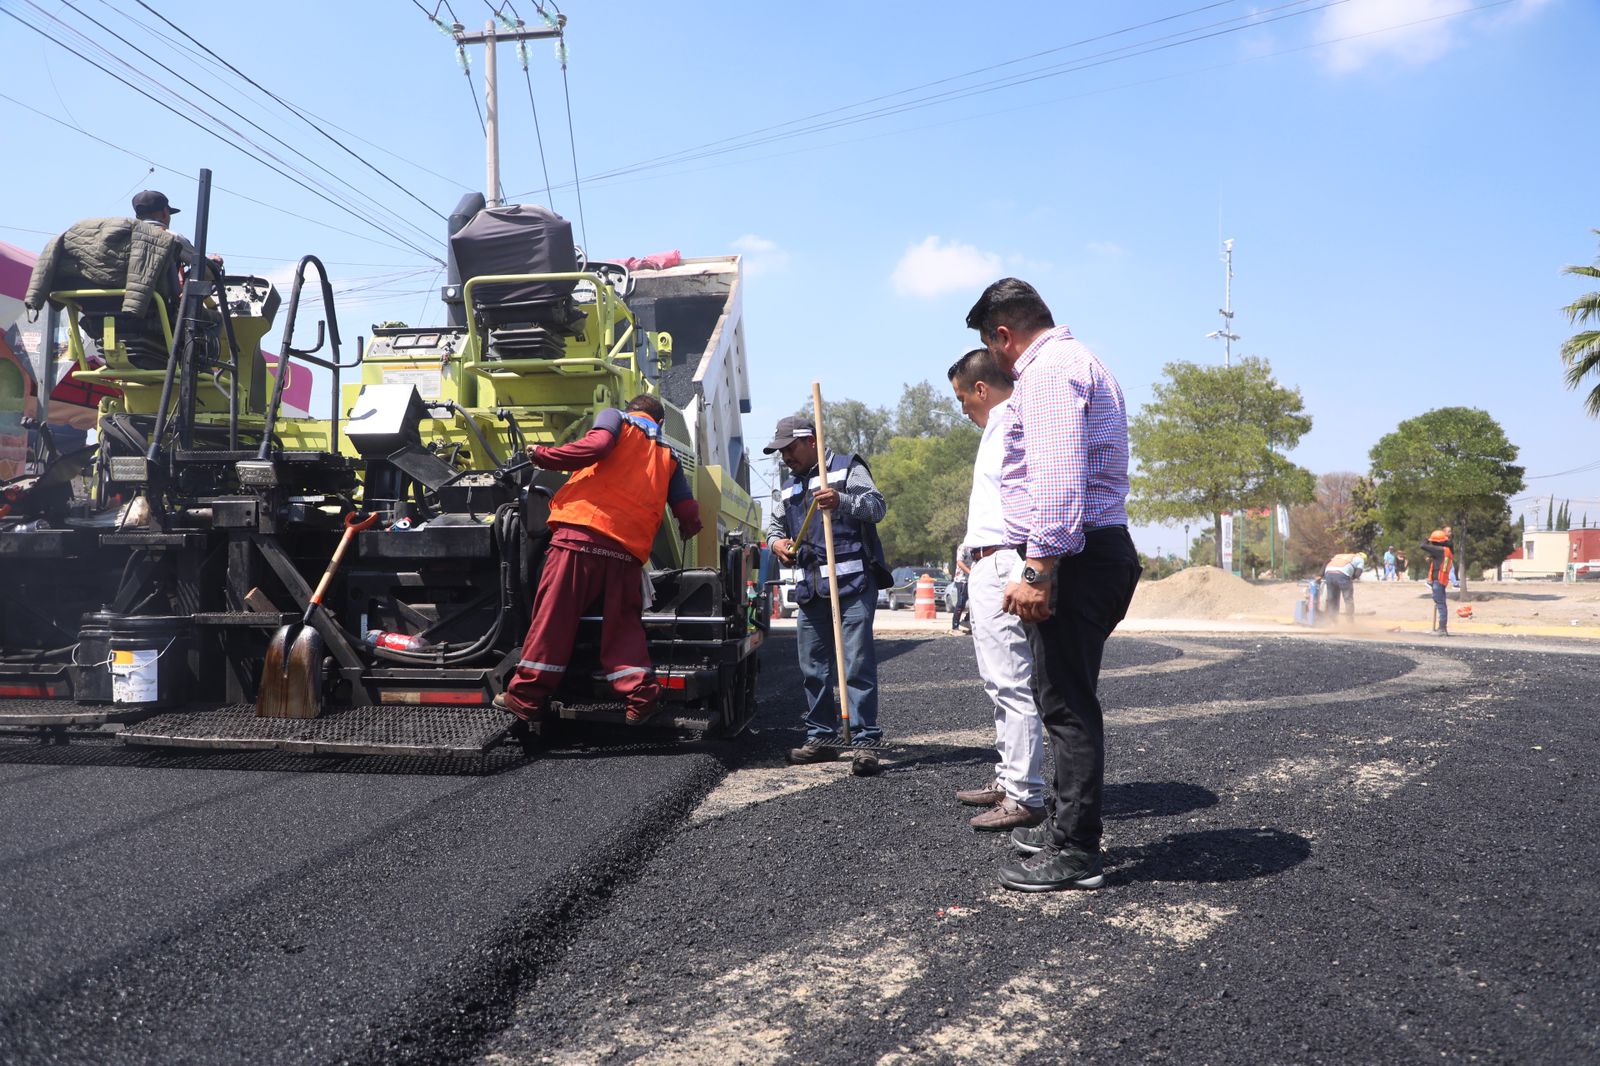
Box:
[947,347,1012,391]
[965,278,1054,340]
[626,393,665,422]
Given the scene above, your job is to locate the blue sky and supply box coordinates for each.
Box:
[4,0,1596,555]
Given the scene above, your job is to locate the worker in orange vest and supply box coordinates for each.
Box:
[496,394,701,730]
[1420,527,1454,636]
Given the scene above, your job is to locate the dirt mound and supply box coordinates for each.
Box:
[1127,565,1286,620]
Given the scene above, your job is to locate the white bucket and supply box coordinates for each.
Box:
[110,647,162,704]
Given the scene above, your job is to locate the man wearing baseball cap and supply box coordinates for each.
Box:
[131,190,181,224]
[764,414,891,771]
[132,190,219,287]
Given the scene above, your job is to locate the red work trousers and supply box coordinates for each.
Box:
[503,543,658,718]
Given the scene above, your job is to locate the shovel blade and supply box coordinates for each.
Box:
[255,623,326,719]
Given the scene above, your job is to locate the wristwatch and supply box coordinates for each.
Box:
[1020,563,1053,585]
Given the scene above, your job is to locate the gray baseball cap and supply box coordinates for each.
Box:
[763,415,815,453]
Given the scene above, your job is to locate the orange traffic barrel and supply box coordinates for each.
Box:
[914,574,937,619]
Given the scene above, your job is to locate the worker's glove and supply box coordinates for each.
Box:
[671,498,702,539]
[525,445,546,468]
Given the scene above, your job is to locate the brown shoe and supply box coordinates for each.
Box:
[969,797,1047,832]
[955,779,1005,807]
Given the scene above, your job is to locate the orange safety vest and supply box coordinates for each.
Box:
[1428,544,1453,585]
[547,414,679,563]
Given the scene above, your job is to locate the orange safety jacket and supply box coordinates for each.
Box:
[547,414,679,563]
[1427,544,1454,585]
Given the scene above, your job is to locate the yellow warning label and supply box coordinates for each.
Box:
[112,650,135,666]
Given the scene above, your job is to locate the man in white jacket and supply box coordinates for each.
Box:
[947,348,1046,832]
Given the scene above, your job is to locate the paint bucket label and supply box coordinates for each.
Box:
[110,648,161,704]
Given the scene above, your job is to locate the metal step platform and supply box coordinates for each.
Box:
[118,704,512,757]
[0,698,145,728]
[553,700,714,734]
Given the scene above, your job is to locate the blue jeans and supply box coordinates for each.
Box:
[1431,580,1449,631]
[796,590,880,744]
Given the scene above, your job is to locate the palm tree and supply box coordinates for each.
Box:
[1561,229,1600,416]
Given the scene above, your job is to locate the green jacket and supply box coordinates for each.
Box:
[24,217,181,320]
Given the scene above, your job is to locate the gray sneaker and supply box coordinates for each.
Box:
[998,846,1105,892]
[1010,822,1052,855]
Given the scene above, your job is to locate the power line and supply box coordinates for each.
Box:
[1526,459,1600,481]
[580,0,1354,188]
[51,0,442,253]
[557,37,587,251]
[0,91,433,260]
[506,0,1508,202]
[485,0,557,207]
[7,4,442,259]
[461,45,489,138]
[0,9,446,265]
[132,0,449,224]
[577,0,1258,187]
[98,0,471,191]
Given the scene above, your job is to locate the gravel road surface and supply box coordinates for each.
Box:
[3,631,1596,1064]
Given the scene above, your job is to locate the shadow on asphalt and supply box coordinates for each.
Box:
[1107,826,1312,884]
[1104,780,1219,820]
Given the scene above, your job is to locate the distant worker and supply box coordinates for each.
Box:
[949,547,971,633]
[1322,551,1366,621]
[947,347,1045,832]
[1420,528,1454,636]
[765,415,890,773]
[1383,545,1397,582]
[496,395,702,732]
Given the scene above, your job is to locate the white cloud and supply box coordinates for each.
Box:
[1085,241,1127,259]
[890,236,1003,299]
[731,234,789,278]
[1318,0,1550,73]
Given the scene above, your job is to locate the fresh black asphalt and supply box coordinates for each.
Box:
[2,630,1597,1064]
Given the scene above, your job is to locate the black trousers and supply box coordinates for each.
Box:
[1025,526,1142,853]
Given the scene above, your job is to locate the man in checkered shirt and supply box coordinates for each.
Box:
[966,278,1143,893]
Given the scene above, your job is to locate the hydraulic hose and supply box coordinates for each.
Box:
[358,502,523,665]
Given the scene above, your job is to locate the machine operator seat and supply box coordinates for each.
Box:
[449,204,586,360]
[22,217,181,371]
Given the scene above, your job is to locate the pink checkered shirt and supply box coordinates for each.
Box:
[1000,325,1131,558]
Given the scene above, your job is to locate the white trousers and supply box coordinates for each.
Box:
[967,550,1045,806]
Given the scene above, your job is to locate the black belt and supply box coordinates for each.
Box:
[971,545,1020,561]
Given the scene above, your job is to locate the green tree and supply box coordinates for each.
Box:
[892,380,964,438]
[872,424,980,566]
[1285,472,1372,578]
[1367,407,1526,599]
[1335,475,1384,561]
[1560,230,1600,415]
[1129,357,1316,569]
[799,398,894,459]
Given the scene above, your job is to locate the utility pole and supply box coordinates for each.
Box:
[453,16,565,208]
[1206,238,1240,367]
